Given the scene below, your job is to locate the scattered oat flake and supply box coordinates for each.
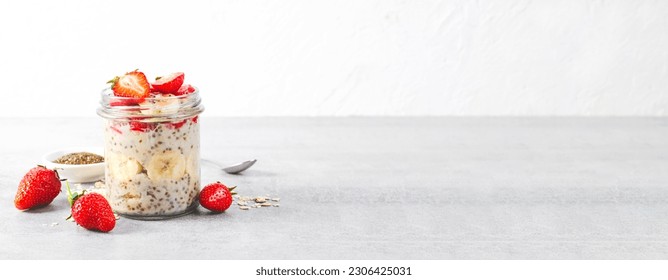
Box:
[235,194,281,209]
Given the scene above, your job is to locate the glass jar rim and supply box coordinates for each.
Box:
[97,87,204,121]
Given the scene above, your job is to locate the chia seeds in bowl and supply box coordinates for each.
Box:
[53,152,105,165]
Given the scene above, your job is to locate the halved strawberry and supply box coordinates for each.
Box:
[108,70,151,98]
[153,72,184,94]
[129,121,155,132]
[166,119,187,130]
[175,84,196,96]
[110,97,145,107]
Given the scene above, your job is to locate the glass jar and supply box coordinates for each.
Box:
[97,89,204,220]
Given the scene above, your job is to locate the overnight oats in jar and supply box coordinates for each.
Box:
[97,70,204,219]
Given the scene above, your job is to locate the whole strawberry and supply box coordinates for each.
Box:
[15,165,62,210]
[199,182,236,212]
[67,183,116,232]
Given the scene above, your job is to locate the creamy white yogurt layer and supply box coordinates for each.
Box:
[103,118,200,216]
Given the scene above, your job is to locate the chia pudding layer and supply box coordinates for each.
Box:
[104,117,200,216]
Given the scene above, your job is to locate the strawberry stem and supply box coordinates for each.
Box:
[65,181,74,221]
[65,181,84,207]
[66,181,74,206]
[107,76,120,86]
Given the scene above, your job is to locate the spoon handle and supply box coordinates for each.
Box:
[200,158,222,168]
[201,158,257,174]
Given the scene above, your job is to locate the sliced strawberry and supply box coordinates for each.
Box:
[192,116,199,123]
[108,70,151,98]
[175,84,196,96]
[166,120,187,130]
[153,72,184,94]
[110,125,123,134]
[129,121,155,132]
[110,97,145,107]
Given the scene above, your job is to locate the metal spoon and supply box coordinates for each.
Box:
[222,159,257,174]
[202,159,257,174]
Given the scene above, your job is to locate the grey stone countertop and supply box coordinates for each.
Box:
[1,117,667,259]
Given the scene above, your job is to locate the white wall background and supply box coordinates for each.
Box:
[1,0,667,117]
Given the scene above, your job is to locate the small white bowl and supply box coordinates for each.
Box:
[41,147,105,183]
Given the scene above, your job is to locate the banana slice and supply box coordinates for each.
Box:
[185,152,199,177]
[140,94,181,115]
[146,150,186,181]
[107,153,143,181]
